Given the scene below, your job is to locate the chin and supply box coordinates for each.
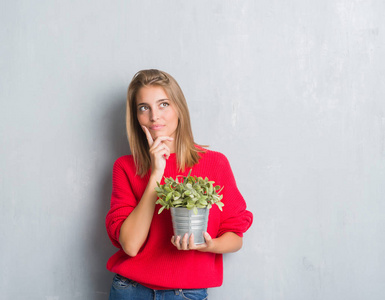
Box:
[151,133,165,140]
[152,130,168,137]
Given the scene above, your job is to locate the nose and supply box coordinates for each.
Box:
[150,108,159,122]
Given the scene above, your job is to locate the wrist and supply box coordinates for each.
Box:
[206,238,216,253]
[150,170,163,183]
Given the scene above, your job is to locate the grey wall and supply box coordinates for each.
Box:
[1,1,384,299]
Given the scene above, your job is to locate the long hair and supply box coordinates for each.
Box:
[126,69,206,176]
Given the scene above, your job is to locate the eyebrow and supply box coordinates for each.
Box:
[137,99,169,106]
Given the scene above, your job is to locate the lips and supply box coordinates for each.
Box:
[149,125,165,130]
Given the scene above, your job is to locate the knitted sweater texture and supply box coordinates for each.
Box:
[105,149,253,290]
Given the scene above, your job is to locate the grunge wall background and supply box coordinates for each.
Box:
[1,1,384,299]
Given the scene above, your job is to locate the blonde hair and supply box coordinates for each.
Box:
[126,69,206,176]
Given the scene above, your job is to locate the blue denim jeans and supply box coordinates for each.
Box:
[109,274,208,300]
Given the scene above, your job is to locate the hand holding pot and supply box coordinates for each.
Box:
[171,232,214,252]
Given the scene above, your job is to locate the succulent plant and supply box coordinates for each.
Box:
[155,169,224,214]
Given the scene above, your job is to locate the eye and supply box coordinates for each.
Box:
[160,102,169,108]
[138,105,148,112]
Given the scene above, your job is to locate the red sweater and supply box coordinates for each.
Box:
[105,148,253,290]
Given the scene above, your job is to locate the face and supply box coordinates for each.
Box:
[135,85,179,141]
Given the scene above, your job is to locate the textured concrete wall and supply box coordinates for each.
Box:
[1,1,385,299]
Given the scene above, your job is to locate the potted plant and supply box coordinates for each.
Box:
[155,170,224,244]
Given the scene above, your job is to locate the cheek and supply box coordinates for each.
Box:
[136,113,146,125]
[165,108,179,124]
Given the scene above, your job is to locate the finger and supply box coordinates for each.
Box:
[141,126,154,146]
[151,136,174,149]
[181,233,189,250]
[194,242,208,251]
[203,232,213,245]
[174,235,182,250]
[203,232,212,240]
[188,233,196,250]
[151,141,171,154]
[151,147,170,160]
[192,233,210,250]
[171,236,180,248]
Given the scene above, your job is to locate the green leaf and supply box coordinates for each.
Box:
[158,206,166,214]
[216,202,224,211]
[183,169,192,184]
[208,184,213,194]
[156,199,166,206]
[186,203,194,210]
[198,199,208,206]
[166,192,172,202]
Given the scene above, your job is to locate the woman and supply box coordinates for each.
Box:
[106,69,253,300]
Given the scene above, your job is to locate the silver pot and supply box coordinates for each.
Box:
[170,207,209,245]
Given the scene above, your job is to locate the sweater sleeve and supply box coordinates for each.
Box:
[216,153,253,238]
[105,157,137,248]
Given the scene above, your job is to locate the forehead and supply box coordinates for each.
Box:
[136,85,169,104]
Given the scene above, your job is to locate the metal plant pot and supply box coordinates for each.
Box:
[170,207,209,245]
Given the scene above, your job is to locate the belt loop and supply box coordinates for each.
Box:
[175,289,182,295]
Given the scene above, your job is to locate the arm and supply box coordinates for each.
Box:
[119,126,173,257]
[118,171,162,257]
[199,232,243,253]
